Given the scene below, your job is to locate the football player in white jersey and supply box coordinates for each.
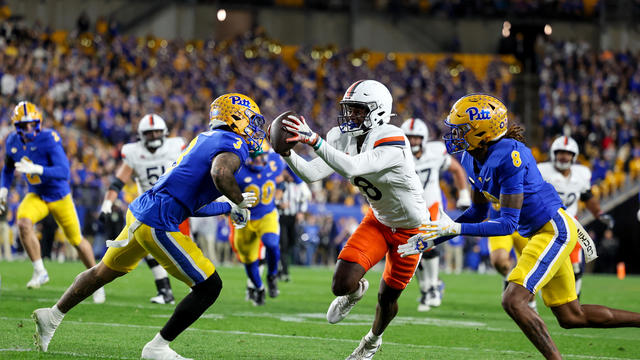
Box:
[538,135,613,298]
[277,79,427,360]
[401,117,470,311]
[100,114,186,304]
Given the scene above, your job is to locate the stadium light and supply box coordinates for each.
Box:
[544,24,552,35]
[217,9,227,22]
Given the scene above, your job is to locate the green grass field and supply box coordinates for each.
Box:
[1,261,639,359]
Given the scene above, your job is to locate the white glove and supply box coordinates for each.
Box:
[0,187,8,215]
[397,208,461,258]
[229,192,257,229]
[100,199,113,215]
[456,188,471,209]
[637,209,640,222]
[281,114,320,147]
[15,158,44,175]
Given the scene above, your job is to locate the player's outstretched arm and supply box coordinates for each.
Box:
[101,163,133,215]
[315,141,404,178]
[211,152,244,205]
[283,151,334,183]
[448,158,471,209]
[34,140,70,180]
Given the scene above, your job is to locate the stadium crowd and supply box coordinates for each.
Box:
[0,14,633,273]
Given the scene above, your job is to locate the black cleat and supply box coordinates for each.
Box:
[253,288,266,306]
[267,275,280,298]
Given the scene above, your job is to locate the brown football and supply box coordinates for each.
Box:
[268,110,299,154]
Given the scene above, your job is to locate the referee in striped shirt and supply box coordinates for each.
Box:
[276,167,311,281]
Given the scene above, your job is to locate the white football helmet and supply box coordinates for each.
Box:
[138,114,168,151]
[550,135,579,171]
[401,118,429,154]
[338,80,394,137]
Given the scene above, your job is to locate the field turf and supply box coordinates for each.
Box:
[1,261,639,359]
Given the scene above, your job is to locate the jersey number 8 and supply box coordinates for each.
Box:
[353,176,382,201]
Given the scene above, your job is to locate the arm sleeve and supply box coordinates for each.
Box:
[283,150,334,183]
[1,155,15,189]
[314,139,404,177]
[193,201,232,217]
[455,202,490,223]
[42,142,70,180]
[460,207,520,237]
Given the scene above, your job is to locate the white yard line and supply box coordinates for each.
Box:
[1,316,637,360]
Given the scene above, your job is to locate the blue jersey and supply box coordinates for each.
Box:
[235,151,285,220]
[129,129,249,232]
[1,129,70,202]
[460,138,563,237]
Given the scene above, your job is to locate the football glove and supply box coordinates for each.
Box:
[456,188,471,210]
[0,187,7,215]
[281,114,319,147]
[100,199,113,215]
[230,192,257,229]
[598,213,614,229]
[15,158,43,175]
[397,208,461,258]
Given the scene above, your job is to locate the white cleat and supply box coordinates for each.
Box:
[92,287,106,304]
[346,335,382,360]
[32,308,58,352]
[417,291,430,312]
[327,278,369,324]
[426,286,441,307]
[27,272,49,289]
[141,342,193,360]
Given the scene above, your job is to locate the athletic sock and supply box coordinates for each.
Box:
[33,259,45,273]
[50,305,65,325]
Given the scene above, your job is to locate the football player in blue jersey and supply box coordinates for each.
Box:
[0,101,105,301]
[399,94,640,359]
[232,143,285,305]
[32,93,266,360]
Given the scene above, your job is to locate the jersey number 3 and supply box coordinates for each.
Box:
[353,176,382,201]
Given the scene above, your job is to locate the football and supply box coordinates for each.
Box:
[268,110,299,155]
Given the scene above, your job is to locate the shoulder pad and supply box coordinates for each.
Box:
[370,125,406,148]
[572,164,592,180]
[425,141,447,155]
[120,142,139,158]
[326,127,344,146]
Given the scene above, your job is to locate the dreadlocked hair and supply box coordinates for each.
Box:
[504,125,526,144]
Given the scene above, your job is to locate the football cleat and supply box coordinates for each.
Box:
[32,308,59,352]
[426,286,441,307]
[92,287,106,304]
[27,271,49,289]
[141,342,193,360]
[417,291,430,312]
[267,274,279,298]
[252,288,266,306]
[151,289,175,305]
[245,286,256,302]
[346,334,382,360]
[327,278,369,324]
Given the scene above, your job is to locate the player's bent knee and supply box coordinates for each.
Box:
[192,271,223,303]
[556,315,587,329]
[16,218,33,233]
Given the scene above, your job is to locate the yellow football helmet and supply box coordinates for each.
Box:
[444,94,508,154]
[209,93,266,152]
[11,101,43,141]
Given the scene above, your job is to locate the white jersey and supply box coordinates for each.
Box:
[121,137,185,194]
[325,124,427,229]
[413,141,452,208]
[538,162,591,217]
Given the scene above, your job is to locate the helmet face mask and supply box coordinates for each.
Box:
[12,101,42,142]
[553,150,574,171]
[209,93,266,152]
[337,102,373,136]
[443,118,471,154]
[138,114,168,151]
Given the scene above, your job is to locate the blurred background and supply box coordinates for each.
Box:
[1,0,640,274]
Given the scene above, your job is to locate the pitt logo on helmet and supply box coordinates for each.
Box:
[12,101,43,141]
[229,95,252,108]
[443,94,508,154]
[465,107,491,121]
